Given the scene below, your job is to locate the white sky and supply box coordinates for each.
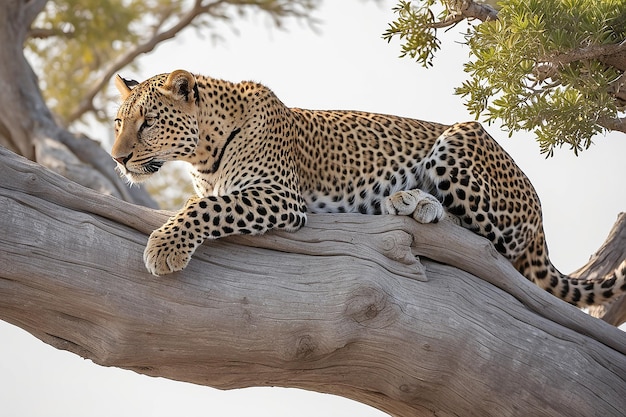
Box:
[2,0,625,416]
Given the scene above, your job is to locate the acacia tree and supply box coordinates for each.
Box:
[1,1,626,416]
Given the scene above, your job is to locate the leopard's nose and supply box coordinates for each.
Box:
[112,152,132,166]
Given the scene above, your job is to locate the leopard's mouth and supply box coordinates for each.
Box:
[142,159,164,174]
[116,158,165,184]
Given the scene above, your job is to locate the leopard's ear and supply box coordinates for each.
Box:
[161,70,198,104]
[115,75,138,100]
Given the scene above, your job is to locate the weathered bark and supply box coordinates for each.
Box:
[0,0,47,160]
[1,147,625,417]
[578,214,626,326]
[0,0,156,208]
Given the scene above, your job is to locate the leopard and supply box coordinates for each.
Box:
[112,69,626,307]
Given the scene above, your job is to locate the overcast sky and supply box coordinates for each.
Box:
[2,1,625,416]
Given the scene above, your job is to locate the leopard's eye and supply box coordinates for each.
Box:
[140,114,158,131]
[145,115,157,127]
[114,118,122,132]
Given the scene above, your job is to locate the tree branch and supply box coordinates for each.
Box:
[64,0,219,124]
[598,115,626,133]
[1,147,626,417]
[27,26,74,39]
[449,3,626,73]
[576,213,626,325]
[426,0,498,29]
[545,40,626,71]
[21,0,48,30]
[447,0,498,22]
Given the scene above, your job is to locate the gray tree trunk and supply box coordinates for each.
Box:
[1,147,625,417]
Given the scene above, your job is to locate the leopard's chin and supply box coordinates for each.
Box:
[116,159,164,184]
[123,171,153,184]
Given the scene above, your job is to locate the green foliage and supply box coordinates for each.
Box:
[386,0,626,155]
[27,0,317,127]
[383,0,444,67]
[458,0,624,155]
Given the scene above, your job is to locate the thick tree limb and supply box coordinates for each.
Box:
[1,148,625,417]
[577,213,626,326]
[546,41,626,69]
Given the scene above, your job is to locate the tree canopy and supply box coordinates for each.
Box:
[384,0,626,155]
[27,0,317,127]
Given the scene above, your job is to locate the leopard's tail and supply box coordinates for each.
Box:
[514,231,626,307]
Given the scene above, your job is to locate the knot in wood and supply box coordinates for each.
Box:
[24,172,38,188]
[294,334,318,360]
[345,286,394,327]
[398,383,421,402]
[484,240,500,260]
[380,231,416,265]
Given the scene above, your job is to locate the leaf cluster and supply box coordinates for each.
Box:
[458,0,625,155]
[386,0,626,155]
[383,0,460,67]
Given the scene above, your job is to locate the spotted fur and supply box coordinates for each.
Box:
[112,70,626,307]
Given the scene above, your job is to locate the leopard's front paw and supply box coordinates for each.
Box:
[143,228,192,276]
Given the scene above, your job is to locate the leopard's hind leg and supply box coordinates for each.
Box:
[417,121,541,262]
[415,121,626,306]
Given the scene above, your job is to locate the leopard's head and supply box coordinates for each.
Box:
[112,70,200,183]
